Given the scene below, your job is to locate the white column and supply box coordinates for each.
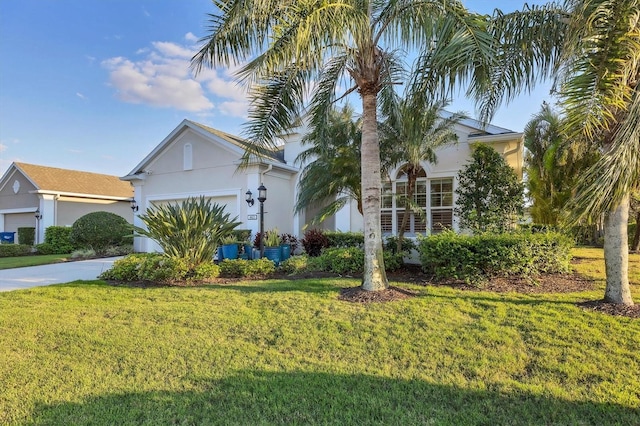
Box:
[38,194,56,243]
[0,213,4,232]
[131,181,145,253]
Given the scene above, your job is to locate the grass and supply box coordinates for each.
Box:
[0,254,71,270]
[0,248,639,425]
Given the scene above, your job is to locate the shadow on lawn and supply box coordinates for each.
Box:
[31,370,639,425]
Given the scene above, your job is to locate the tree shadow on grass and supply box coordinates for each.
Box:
[30,370,639,425]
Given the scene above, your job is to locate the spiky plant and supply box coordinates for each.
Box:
[136,196,241,268]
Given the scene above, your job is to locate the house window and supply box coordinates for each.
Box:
[381,167,454,235]
[183,143,193,170]
[430,178,453,233]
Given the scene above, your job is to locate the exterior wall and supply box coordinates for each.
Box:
[0,170,39,210]
[56,198,132,227]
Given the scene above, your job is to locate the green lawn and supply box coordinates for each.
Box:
[0,249,638,425]
[0,254,71,270]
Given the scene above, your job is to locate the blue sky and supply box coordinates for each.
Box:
[0,0,553,178]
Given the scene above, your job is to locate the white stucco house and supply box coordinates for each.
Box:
[122,118,523,253]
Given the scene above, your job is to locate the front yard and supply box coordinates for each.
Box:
[0,248,638,425]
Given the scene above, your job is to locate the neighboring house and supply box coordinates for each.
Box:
[123,118,523,253]
[0,162,134,243]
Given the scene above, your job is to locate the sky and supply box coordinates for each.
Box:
[0,0,554,178]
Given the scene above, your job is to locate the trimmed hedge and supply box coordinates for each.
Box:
[71,211,131,252]
[17,227,35,246]
[325,231,364,249]
[0,244,32,257]
[418,231,573,282]
[44,226,75,254]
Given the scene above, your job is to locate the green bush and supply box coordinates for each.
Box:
[34,243,56,255]
[71,212,131,252]
[383,236,416,255]
[44,226,75,253]
[279,254,320,274]
[17,227,35,246]
[0,244,31,257]
[192,262,221,281]
[325,231,364,248]
[316,247,364,274]
[219,258,275,278]
[100,253,194,283]
[418,231,573,283]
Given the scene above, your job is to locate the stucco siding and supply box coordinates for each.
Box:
[0,171,38,210]
[57,199,133,227]
[3,213,36,236]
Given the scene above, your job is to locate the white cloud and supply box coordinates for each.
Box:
[103,39,249,116]
[184,32,198,43]
[76,92,87,100]
[0,143,6,153]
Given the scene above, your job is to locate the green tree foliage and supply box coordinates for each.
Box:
[524,102,598,225]
[70,211,131,252]
[135,196,241,269]
[455,145,524,233]
[295,105,364,223]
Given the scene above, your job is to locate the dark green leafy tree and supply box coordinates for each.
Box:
[455,145,524,233]
[135,196,241,269]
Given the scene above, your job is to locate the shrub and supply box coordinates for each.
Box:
[383,236,416,255]
[418,230,573,283]
[100,253,156,281]
[279,254,321,274]
[34,243,56,255]
[315,247,364,274]
[192,262,220,281]
[44,226,75,253]
[219,258,275,278]
[0,244,31,257]
[102,245,133,257]
[136,196,240,269]
[71,248,96,259]
[325,231,364,248]
[71,212,131,252]
[302,229,329,256]
[17,227,35,246]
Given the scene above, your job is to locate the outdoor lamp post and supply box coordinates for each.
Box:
[257,184,267,258]
[34,209,42,244]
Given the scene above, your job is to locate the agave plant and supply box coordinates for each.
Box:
[135,196,241,268]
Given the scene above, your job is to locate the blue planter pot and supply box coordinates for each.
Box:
[263,246,281,266]
[221,243,239,260]
[280,244,291,261]
[244,244,254,260]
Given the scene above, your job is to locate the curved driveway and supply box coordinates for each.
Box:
[0,257,120,292]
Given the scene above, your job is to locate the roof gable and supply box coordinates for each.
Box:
[9,162,133,198]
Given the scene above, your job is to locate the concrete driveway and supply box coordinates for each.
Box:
[0,257,121,292]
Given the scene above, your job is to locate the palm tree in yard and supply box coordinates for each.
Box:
[558,0,639,305]
[294,105,364,224]
[191,1,564,291]
[380,97,465,253]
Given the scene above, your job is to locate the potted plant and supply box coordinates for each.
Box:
[220,235,239,260]
[279,233,298,261]
[263,229,281,265]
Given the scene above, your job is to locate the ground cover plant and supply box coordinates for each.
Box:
[1,248,639,425]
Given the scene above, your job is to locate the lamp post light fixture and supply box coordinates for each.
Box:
[257,184,267,258]
[34,209,42,244]
[130,200,139,212]
[245,190,254,207]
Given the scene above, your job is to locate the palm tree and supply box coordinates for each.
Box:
[191,1,564,291]
[524,102,598,226]
[294,105,364,224]
[557,0,639,305]
[380,97,465,252]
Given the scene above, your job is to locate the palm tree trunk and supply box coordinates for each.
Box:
[360,91,388,291]
[397,173,416,253]
[603,193,633,305]
[632,210,640,252]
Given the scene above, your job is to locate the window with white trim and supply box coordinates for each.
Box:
[183,143,193,170]
[381,165,454,235]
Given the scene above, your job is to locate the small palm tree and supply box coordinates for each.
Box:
[380,97,465,252]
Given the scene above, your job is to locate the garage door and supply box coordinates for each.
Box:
[4,213,36,235]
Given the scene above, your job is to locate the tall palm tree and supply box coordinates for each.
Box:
[192,1,564,291]
[380,97,465,252]
[558,0,639,305]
